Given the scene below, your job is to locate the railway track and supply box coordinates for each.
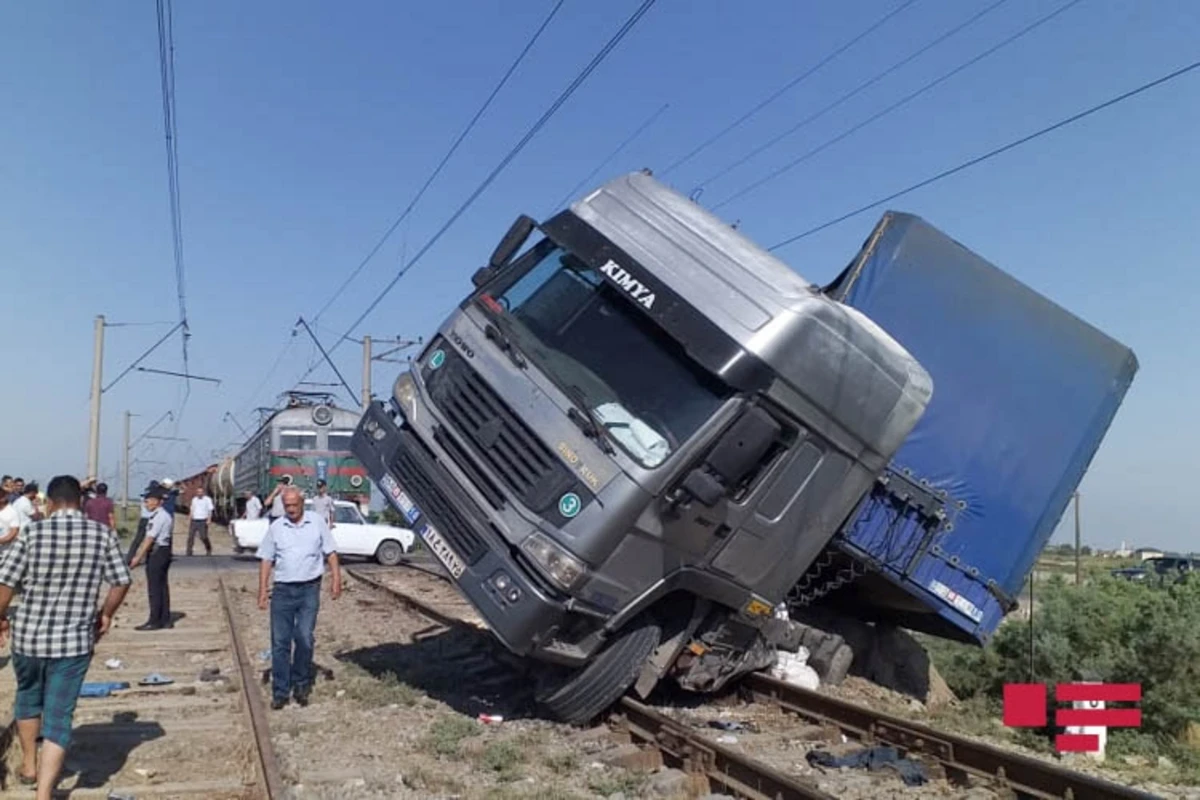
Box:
[346,564,1163,800]
[0,570,277,798]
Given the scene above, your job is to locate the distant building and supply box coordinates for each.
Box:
[1134,547,1164,561]
[1114,541,1132,558]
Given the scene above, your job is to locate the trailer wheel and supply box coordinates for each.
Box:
[535,618,661,726]
[375,540,405,567]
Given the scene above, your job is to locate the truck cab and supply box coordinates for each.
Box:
[353,171,931,723]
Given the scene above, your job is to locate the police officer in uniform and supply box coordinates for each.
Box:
[125,480,160,564]
[130,486,174,630]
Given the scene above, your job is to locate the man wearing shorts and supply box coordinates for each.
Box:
[0,475,132,798]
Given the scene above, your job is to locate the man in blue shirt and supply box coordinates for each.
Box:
[129,487,174,631]
[256,487,342,709]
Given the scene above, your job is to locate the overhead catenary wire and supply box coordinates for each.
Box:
[712,0,1085,210]
[547,102,670,215]
[768,57,1200,251]
[155,0,190,372]
[692,0,1012,192]
[659,0,919,178]
[311,0,567,326]
[313,0,660,377]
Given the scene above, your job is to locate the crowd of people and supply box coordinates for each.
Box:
[0,471,343,798]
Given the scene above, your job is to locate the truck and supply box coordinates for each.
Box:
[351,171,1136,724]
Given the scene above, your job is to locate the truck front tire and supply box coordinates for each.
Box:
[535,618,661,726]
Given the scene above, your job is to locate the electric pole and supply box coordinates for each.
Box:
[123,411,133,524]
[358,334,422,413]
[87,315,105,478]
[362,335,372,412]
[1080,491,1089,585]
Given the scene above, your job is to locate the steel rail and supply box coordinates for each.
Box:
[347,566,841,800]
[346,562,1155,799]
[344,566,471,631]
[743,673,1158,800]
[615,696,837,800]
[218,576,284,799]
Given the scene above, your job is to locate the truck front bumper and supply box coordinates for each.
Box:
[352,401,571,659]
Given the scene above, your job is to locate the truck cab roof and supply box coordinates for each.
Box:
[563,171,931,465]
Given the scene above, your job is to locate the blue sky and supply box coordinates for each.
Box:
[1,0,1196,549]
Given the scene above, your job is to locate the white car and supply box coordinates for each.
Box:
[231,499,416,566]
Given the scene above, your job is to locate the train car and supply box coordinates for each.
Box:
[211,455,237,523]
[233,393,369,512]
[180,393,370,525]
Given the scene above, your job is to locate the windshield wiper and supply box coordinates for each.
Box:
[564,384,616,455]
[484,320,527,370]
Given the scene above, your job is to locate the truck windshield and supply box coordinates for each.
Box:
[484,244,730,468]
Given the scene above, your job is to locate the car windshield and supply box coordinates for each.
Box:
[483,244,731,468]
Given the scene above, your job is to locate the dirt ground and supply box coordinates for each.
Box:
[220,567,1119,800]
[1,570,259,798]
[1,548,1192,798]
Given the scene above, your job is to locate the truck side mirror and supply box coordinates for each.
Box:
[471,266,495,288]
[679,406,781,507]
[489,214,538,270]
[706,406,781,486]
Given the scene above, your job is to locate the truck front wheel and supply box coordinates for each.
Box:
[534,618,661,726]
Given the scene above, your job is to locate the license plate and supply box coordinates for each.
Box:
[421,524,465,580]
[380,473,403,502]
[379,474,421,524]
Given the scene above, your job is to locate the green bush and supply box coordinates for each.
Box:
[929,574,1200,745]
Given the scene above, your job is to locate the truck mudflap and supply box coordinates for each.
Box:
[351,401,570,658]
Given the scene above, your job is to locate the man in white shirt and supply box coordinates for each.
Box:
[186,486,214,557]
[0,492,20,552]
[12,483,40,530]
[310,480,335,528]
[243,491,263,520]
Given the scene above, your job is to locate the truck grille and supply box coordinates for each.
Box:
[427,350,573,514]
[392,429,488,565]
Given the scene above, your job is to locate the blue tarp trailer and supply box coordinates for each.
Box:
[824,212,1138,644]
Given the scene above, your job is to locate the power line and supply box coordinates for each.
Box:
[769,57,1200,251]
[329,0,660,355]
[693,0,1012,192]
[659,0,919,178]
[547,102,670,215]
[713,0,1084,211]
[155,0,190,372]
[311,0,567,326]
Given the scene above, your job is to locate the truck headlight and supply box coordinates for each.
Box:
[393,371,418,422]
[521,532,588,592]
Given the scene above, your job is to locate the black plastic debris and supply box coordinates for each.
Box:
[805,745,927,786]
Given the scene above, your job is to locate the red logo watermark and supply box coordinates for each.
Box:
[1003,683,1142,752]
